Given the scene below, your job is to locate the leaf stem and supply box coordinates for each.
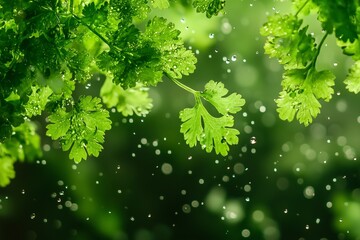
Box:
[166,73,198,95]
[72,14,111,47]
[295,0,310,17]
[310,32,328,69]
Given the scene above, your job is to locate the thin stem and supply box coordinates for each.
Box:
[310,32,328,69]
[166,73,198,95]
[295,0,310,17]
[72,14,111,47]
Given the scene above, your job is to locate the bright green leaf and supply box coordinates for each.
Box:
[276,69,335,126]
[193,0,226,18]
[201,80,245,115]
[100,77,153,117]
[179,80,244,156]
[345,60,360,94]
[152,0,170,9]
[0,155,15,187]
[180,102,239,156]
[46,96,112,163]
[25,85,53,117]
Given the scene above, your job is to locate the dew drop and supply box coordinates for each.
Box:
[182,204,191,213]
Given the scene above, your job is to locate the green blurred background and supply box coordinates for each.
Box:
[1,1,360,239]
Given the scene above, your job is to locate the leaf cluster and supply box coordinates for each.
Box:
[0,0,246,186]
[261,0,360,126]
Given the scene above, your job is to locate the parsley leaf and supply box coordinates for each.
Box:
[312,0,358,42]
[152,0,170,9]
[193,0,226,18]
[179,80,245,156]
[276,69,335,126]
[46,96,112,163]
[260,14,316,69]
[0,155,15,187]
[345,60,360,94]
[143,17,197,80]
[25,85,53,117]
[0,121,42,187]
[201,80,246,115]
[100,77,153,117]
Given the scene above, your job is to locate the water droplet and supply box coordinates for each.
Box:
[182,204,191,213]
[304,186,315,199]
[161,163,173,175]
[209,33,214,39]
[250,137,257,144]
[30,213,36,219]
[231,55,237,61]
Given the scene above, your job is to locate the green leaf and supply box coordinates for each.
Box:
[193,0,226,18]
[179,81,244,156]
[100,77,153,117]
[25,85,53,117]
[0,155,15,187]
[0,120,42,186]
[47,108,71,140]
[261,14,316,69]
[276,69,335,126]
[180,102,239,156]
[143,17,197,79]
[152,0,170,9]
[345,60,360,94]
[10,121,43,162]
[312,0,358,42]
[293,0,318,16]
[46,96,112,163]
[201,80,245,115]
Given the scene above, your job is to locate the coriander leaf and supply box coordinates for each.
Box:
[9,121,43,162]
[152,0,170,9]
[180,102,239,156]
[25,85,53,117]
[276,69,335,126]
[179,80,244,156]
[143,17,197,79]
[82,2,109,26]
[97,24,163,88]
[46,96,112,163]
[336,39,360,59]
[293,0,318,16]
[345,60,360,94]
[312,0,358,42]
[193,0,226,18]
[201,80,245,115]
[0,120,42,186]
[100,77,153,117]
[0,155,15,187]
[46,108,71,140]
[260,14,316,69]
